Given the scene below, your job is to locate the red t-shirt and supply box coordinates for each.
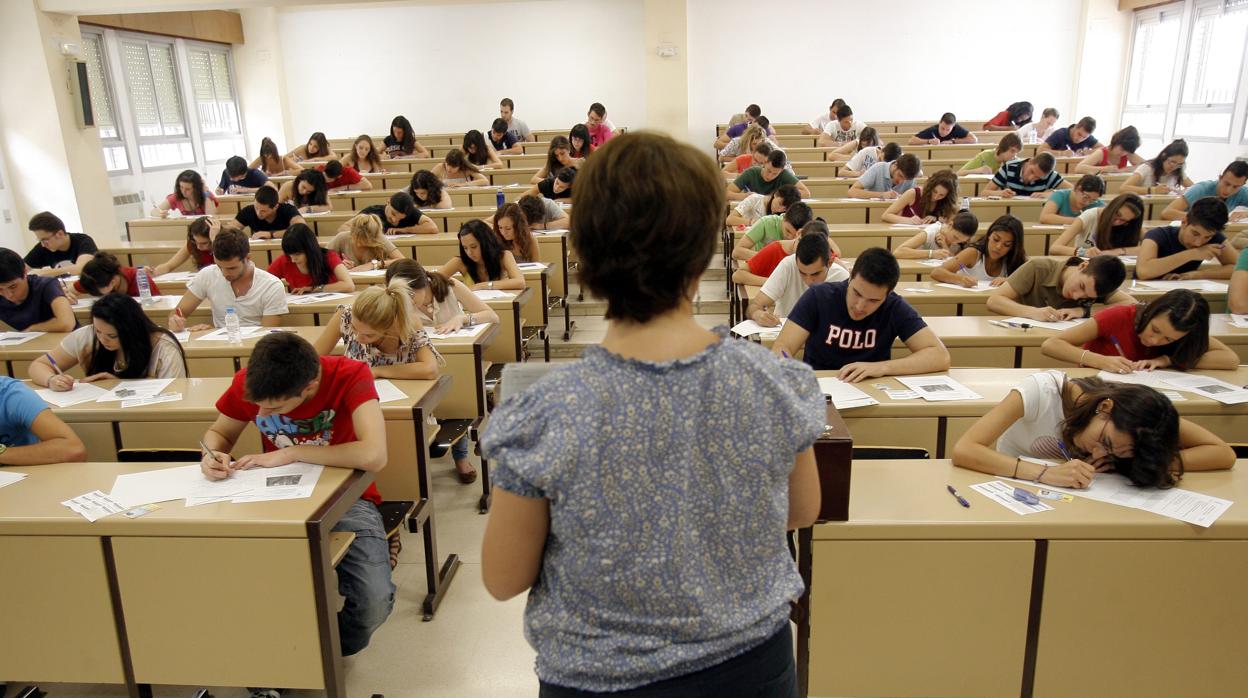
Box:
[267,251,343,290]
[1084,304,1159,364]
[901,187,923,219]
[318,164,363,189]
[1097,146,1129,169]
[987,110,1011,127]
[193,246,214,268]
[734,153,754,174]
[216,356,383,506]
[74,266,163,297]
[747,240,789,278]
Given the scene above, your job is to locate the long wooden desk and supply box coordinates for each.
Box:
[126,207,508,241]
[808,458,1248,698]
[802,172,1129,200]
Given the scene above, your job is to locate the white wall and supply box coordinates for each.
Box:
[275,0,646,141]
[686,0,1085,146]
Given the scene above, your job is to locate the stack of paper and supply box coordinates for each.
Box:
[730,318,785,338]
[194,326,270,341]
[35,382,110,407]
[184,463,323,505]
[935,281,996,292]
[0,331,45,345]
[287,291,351,305]
[992,317,1085,331]
[0,470,27,490]
[896,375,982,401]
[817,377,879,410]
[372,380,408,404]
[1135,279,1229,293]
[1161,373,1248,405]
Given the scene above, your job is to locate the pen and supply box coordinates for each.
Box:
[1057,440,1073,462]
[45,353,63,375]
[780,350,790,359]
[946,485,971,508]
[1109,336,1128,358]
[199,438,231,475]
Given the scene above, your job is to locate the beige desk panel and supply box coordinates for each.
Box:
[114,536,324,689]
[1036,540,1248,698]
[74,421,121,461]
[0,536,125,683]
[809,540,1033,698]
[374,418,424,500]
[118,420,263,456]
[841,416,939,454]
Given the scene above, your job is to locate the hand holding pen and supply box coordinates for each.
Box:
[199,438,234,481]
[44,353,75,392]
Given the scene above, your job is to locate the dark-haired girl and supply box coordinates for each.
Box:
[1075,126,1143,174]
[408,170,452,209]
[881,169,959,224]
[463,129,503,169]
[568,124,593,159]
[151,170,217,217]
[287,131,337,162]
[383,116,429,159]
[985,101,1033,131]
[31,293,187,388]
[279,169,332,214]
[432,150,488,188]
[71,252,163,300]
[249,137,301,176]
[492,203,538,263]
[931,214,1027,287]
[343,134,386,173]
[438,220,525,291]
[1050,192,1144,257]
[1122,139,1193,195]
[267,223,354,294]
[953,370,1233,489]
[530,136,577,183]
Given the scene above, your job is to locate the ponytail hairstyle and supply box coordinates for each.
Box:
[1092,192,1144,252]
[1134,289,1211,370]
[291,169,329,208]
[281,223,332,286]
[408,170,444,208]
[1061,376,1181,488]
[350,281,417,351]
[462,129,492,167]
[918,169,959,221]
[458,219,506,282]
[259,137,282,173]
[87,293,186,379]
[386,258,453,303]
[173,170,207,212]
[79,252,125,295]
[492,203,538,262]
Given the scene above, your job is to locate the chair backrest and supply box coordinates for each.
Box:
[852,446,930,460]
[117,448,201,463]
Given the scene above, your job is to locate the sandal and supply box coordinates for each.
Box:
[387,532,402,570]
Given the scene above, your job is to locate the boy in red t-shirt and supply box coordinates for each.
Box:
[200,333,394,675]
[317,159,373,192]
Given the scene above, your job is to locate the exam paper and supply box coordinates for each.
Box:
[35,382,109,407]
[1231,314,1248,329]
[372,380,408,404]
[1134,279,1229,293]
[1007,473,1233,528]
[1095,369,1184,388]
[62,490,127,522]
[121,392,183,409]
[817,377,880,410]
[0,471,27,490]
[173,330,191,342]
[426,323,489,340]
[969,481,1054,515]
[896,375,982,401]
[186,462,323,504]
[95,378,174,403]
[110,464,208,508]
[998,317,1085,331]
[1161,373,1248,405]
[473,289,514,300]
[349,268,387,278]
[730,318,785,338]
[935,281,995,292]
[0,331,45,345]
[916,258,945,267]
[155,271,196,283]
[516,262,548,271]
[287,291,351,305]
[194,326,270,341]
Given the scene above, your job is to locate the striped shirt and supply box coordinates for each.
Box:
[991,159,1065,195]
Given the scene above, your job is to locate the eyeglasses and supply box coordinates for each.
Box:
[1096,417,1132,460]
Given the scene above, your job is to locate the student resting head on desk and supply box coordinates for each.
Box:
[731,201,813,263]
[725,182,801,228]
[168,227,289,333]
[893,209,979,260]
[25,211,98,278]
[318,158,371,193]
[493,202,539,263]
[0,375,85,466]
[480,131,824,695]
[1136,197,1238,281]
[150,169,217,218]
[743,220,849,322]
[984,100,1033,131]
[952,370,1234,490]
[1160,160,1248,222]
[343,134,385,174]
[986,254,1133,322]
[770,247,951,382]
[267,223,354,295]
[67,251,162,303]
[0,248,75,333]
[31,293,187,390]
[407,169,452,210]
[1048,191,1145,258]
[1038,173,1105,225]
[200,332,395,687]
[439,220,526,292]
[516,194,570,231]
[931,214,1028,288]
[1040,289,1239,374]
[235,185,304,241]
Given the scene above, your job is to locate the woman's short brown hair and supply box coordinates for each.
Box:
[571,132,723,323]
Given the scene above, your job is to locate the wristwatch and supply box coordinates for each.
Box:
[488,281,494,290]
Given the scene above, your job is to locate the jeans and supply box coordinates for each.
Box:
[452,435,470,461]
[331,499,396,656]
[538,624,796,698]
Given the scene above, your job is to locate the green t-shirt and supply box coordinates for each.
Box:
[734,166,798,196]
[962,149,999,172]
[1236,246,1248,272]
[745,215,784,250]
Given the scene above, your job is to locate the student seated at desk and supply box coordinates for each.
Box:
[517,194,570,231]
[433,149,489,188]
[318,159,372,193]
[568,123,594,159]
[1041,289,1238,374]
[894,210,978,260]
[277,169,331,215]
[286,131,337,162]
[742,222,848,319]
[958,133,1023,175]
[1040,116,1099,156]
[315,284,439,381]
[725,184,800,228]
[342,134,386,174]
[732,202,813,262]
[201,333,396,671]
[407,170,452,209]
[984,101,1033,131]
[713,106,772,149]
[531,136,579,183]
[952,370,1233,489]
[723,141,772,177]
[383,115,429,159]
[727,150,810,201]
[1160,161,1248,222]
[24,212,97,277]
[488,117,523,155]
[150,169,217,218]
[733,218,842,286]
[0,248,75,332]
[355,191,438,235]
[817,103,866,148]
[168,228,288,332]
[0,375,85,465]
[932,214,1028,287]
[387,258,500,335]
[803,98,846,135]
[1231,247,1248,313]
[909,112,977,145]
[1049,192,1144,257]
[881,169,959,224]
[1137,197,1238,280]
[1121,139,1192,195]
[1039,174,1106,225]
[832,126,882,164]
[267,223,354,294]
[717,123,772,163]
[480,132,823,695]
[463,129,503,169]
[493,203,539,263]
[31,293,187,390]
[1074,125,1143,174]
[987,255,1134,322]
[500,97,534,143]
[439,220,526,292]
[69,251,163,300]
[527,167,576,202]
[847,153,921,200]
[843,138,898,178]
[150,217,239,277]
[1016,107,1059,143]
[982,152,1071,199]
[771,247,950,382]
[586,102,618,148]
[215,155,269,196]
[249,136,301,177]
[331,213,405,270]
[235,185,304,240]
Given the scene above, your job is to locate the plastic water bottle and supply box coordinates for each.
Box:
[495,187,505,209]
[961,196,971,212]
[1028,130,1038,145]
[225,307,242,346]
[135,268,153,305]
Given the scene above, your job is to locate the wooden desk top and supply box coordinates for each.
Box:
[812,459,1248,541]
[740,280,1229,305]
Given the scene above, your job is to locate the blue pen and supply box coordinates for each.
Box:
[44,353,63,376]
[780,350,790,359]
[1057,440,1073,462]
[1109,336,1128,358]
[946,485,971,508]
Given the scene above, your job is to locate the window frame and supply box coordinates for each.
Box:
[117,32,195,172]
[183,38,246,166]
[80,27,131,175]
[1119,2,1185,139]
[1173,0,1248,142]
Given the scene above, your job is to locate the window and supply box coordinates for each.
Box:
[120,37,193,169]
[1175,0,1248,138]
[82,32,129,173]
[1121,6,1183,137]
[187,45,243,163]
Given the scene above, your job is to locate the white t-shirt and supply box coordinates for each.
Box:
[761,255,850,317]
[186,264,288,328]
[60,325,186,379]
[847,145,882,173]
[733,194,768,225]
[1072,207,1104,250]
[822,119,867,144]
[1016,122,1057,143]
[996,370,1069,461]
[809,113,834,132]
[1132,162,1182,188]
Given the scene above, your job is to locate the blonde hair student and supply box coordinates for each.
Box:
[313,281,439,382]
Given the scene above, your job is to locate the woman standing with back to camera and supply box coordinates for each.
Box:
[481,132,822,697]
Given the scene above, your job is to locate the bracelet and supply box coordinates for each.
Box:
[1035,467,1046,485]
[465,312,473,327]
[927,249,932,259]
[1078,349,1088,367]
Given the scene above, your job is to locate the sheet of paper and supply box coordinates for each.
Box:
[817,377,880,410]
[996,317,1085,331]
[498,361,567,403]
[121,392,183,409]
[1161,390,1187,401]
[372,380,407,404]
[194,326,270,341]
[1134,279,1229,293]
[1161,373,1248,405]
[0,470,27,490]
[62,490,127,522]
[1231,314,1248,329]
[516,262,548,271]
[882,389,921,400]
[173,330,191,342]
[1006,473,1233,528]
[71,297,98,310]
[110,464,209,508]
[935,281,995,292]
[900,287,934,294]
[349,268,387,279]
[35,382,110,407]
[916,258,945,267]
[730,318,785,339]
[185,462,323,504]
[425,323,489,340]
[473,289,515,300]
[889,223,925,228]
[286,291,351,305]
[1095,369,1185,389]
[154,271,196,283]
[0,331,45,345]
[896,375,982,401]
[95,378,174,403]
[969,481,1055,515]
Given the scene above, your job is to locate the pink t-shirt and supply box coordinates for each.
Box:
[165,190,218,215]
[588,121,615,148]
